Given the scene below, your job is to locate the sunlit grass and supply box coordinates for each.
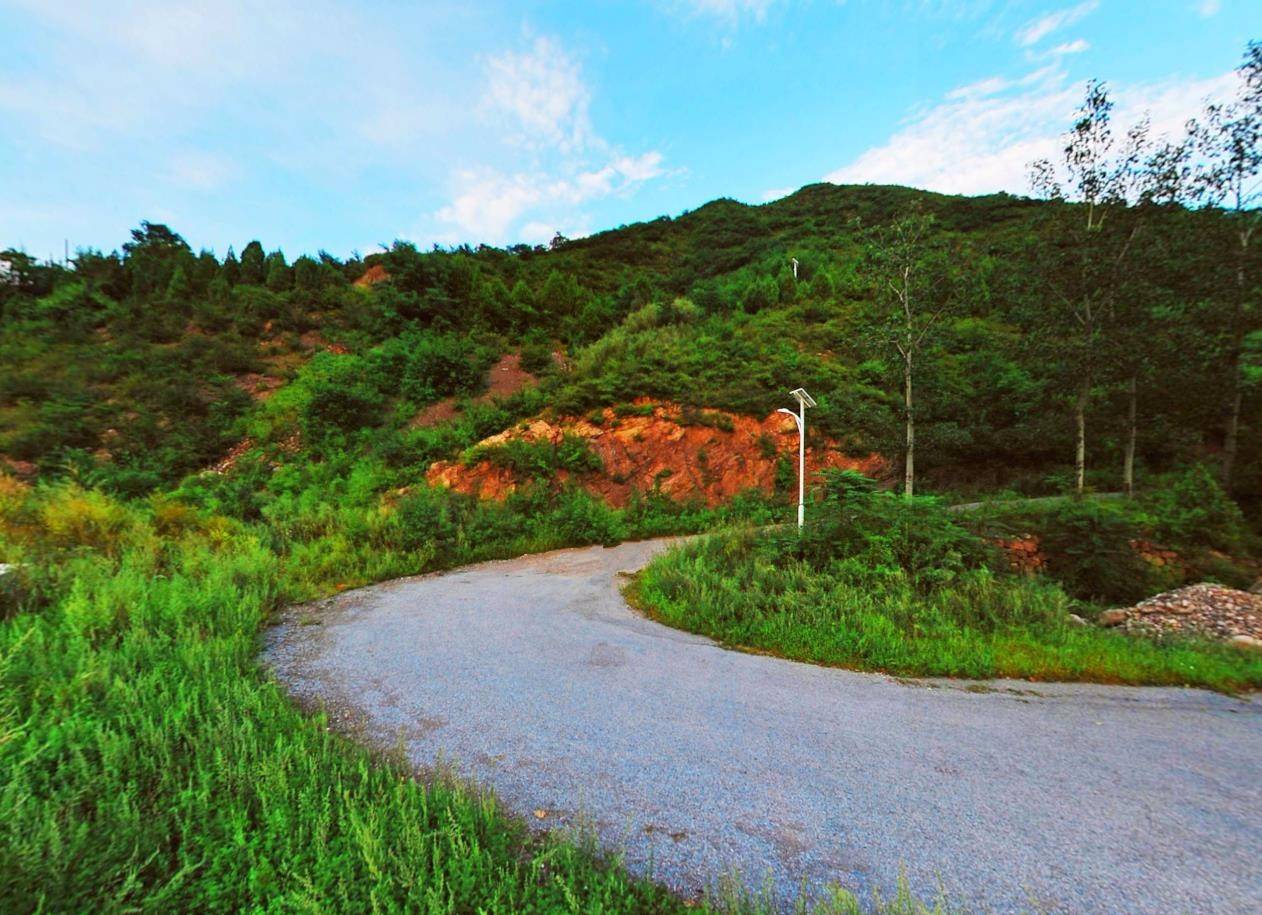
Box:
[632,528,1262,693]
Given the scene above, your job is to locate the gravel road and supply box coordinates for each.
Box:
[264,538,1262,913]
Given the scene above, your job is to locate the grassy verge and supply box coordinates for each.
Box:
[0,477,953,912]
[631,479,1262,693]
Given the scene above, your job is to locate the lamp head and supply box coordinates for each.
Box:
[789,387,816,409]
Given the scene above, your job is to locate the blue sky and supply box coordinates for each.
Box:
[0,1,1254,260]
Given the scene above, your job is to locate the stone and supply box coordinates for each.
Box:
[1098,609,1128,627]
[1228,635,1262,654]
[1250,578,1262,596]
[1066,613,1088,627]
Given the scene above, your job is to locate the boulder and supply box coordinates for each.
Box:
[1228,635,1262,654]
[1098,608,1128,627]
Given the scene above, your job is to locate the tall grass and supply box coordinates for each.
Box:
[0,479,948,912]
[0,499,707,911]
[632,506,1262,693]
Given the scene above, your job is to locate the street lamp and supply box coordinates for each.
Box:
[777,387,815,529]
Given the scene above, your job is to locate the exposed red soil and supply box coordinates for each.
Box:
[353,264,390,288]
[426,399,887,507]
[411,353,538,428]
[1131,539,1185,575]
[992,535,1046,574]
[0,456,37,481]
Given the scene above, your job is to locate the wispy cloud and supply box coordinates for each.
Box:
[431,33,667,244]
[434,153,666,243]
[665,0,779,25]
[485,35,594,154]
[1014,1,1098,47]
[1048,38,1090,56]
[825,66,1235,197]
[1195,0,1221,17]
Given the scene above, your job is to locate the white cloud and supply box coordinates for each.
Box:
[1048,38,1090,56]
[485,35,594,154]
[0,1,460,160]
[946,76,1012,100]
[1015,2,1098,47]
[433,152,666,244]
[1195,0,1221,16]
[430,34,667,245]
[824,67,1236,197]
[760,186,794,202]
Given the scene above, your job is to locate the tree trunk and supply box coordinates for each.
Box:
[1074,379,1089,496]
[1222,237,1247,490]
[1123,373,1137,498]
[904,352,914,499]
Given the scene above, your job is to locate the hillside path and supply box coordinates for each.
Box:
[264,538,1262,913]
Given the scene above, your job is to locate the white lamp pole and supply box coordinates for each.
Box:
[777,387,815,529]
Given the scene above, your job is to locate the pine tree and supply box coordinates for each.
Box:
[239,241,266,285]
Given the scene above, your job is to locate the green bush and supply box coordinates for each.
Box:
[297,354,384,441]
[1141,465,1252,554]
[465,434,602,478]
[785,470,996,592]
[1036,501,1160,604]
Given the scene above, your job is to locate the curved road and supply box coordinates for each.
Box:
[265,538,1262,913]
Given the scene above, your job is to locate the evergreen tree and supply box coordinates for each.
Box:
[239,241,266,285]
[221,247,240,285]
[265,252,291,292]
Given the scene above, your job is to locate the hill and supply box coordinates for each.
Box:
[1,182,1255,516]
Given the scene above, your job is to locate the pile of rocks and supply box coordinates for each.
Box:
[1099,583,1262,652]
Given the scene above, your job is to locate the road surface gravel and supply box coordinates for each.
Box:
[264,538,1262,913]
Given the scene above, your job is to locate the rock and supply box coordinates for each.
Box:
[1228,635,1262,654]
[1250,578,1262,596]
[1067,613,1088,627]
[1099,609,1128,627]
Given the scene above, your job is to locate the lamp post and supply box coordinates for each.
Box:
[777,387,815,529]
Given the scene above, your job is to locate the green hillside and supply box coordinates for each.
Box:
[2,183,1257,509]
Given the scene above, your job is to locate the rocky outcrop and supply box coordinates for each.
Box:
[426,399,887,507]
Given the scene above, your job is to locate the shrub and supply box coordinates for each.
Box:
[783,470,995,592]
[298,355,384,441]
[465,434,602,478]
[394,486,467,562]
[37,485,135,557]
[397,333,485,404]
[1037,501,1158,604]
[548,488,625,546]
[1141,465,1251,554]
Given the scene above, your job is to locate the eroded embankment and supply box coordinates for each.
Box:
[427,399,886,506]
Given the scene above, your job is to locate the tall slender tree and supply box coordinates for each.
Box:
[1030,81,1148,494]
[1189,41,1262,489]
[867,205,953,498]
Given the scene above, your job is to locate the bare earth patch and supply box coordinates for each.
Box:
[427,399,886,507]
[411,352,538,428]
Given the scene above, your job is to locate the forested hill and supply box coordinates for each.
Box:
[0,181,1258,516]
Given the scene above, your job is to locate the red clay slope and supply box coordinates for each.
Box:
[427,399,887,507]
